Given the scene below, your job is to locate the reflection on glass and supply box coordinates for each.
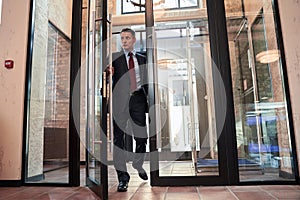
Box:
[26,20,71,183]
[172,80,189,106]
[163,0,178,9]
[180,0,198,8]
[153,19,219,177]
[121,0,201,13]
[122,0,145,13]
[227,1,296,181]
[86,0,104,184]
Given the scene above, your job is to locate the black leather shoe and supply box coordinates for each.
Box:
[137,168,148,180]
[117,181,128,192]
[132,164,148,181]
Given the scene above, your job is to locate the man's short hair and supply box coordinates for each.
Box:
[120,28,136,37]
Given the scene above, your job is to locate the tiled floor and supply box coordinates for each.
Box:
[1,163,300,199]
[1,184,300,200]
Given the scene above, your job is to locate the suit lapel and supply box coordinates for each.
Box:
[136,54,146,86]
[136,54,145,66]
[121,53,128,72]
[116,51,128,73]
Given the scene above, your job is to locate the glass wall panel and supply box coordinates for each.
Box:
[86,0,104,185]
[180,0,198,8]
[25,0,72,183]
[119,0,202,14]
[122,0,145,13]
[226,0,296,181]
[80,0,88,186]
[149,3,220,177]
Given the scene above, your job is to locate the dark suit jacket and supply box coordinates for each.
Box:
[110,50,148,116]
[111,51,148,96]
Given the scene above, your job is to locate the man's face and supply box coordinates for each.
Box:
[120,31,136,51]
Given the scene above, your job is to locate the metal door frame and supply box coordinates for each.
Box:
[85,0,109,199]
[22,0,82,187]
[145,0,239,186]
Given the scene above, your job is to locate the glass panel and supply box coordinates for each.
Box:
[152,9,220,176]
[25,0,72,183]
[180,0,198,8]
[122,0,144,14]
[86,0,104,185]
[80,0,88,186]
[120,0,201,13]
[163,0,179,9]
[226,0,296,181]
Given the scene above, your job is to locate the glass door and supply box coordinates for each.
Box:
[24,0,78,186]
[146,0,238,185]
[85,0,109,199]
[226,0,298,182]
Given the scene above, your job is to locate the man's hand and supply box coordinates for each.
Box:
[106,65,114,76]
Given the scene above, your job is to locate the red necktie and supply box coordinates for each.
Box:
[128,52,137,91]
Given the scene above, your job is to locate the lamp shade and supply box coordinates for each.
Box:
[256,49,280,64]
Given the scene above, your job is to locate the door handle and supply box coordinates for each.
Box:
[102,71,107,98]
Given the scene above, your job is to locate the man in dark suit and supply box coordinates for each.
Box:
[110,28,148,192]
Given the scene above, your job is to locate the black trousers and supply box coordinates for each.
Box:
[113,89,148,182]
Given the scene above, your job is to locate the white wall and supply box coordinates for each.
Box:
[278,0,300,175]
[0,0,3,24]
[0,0,30,180]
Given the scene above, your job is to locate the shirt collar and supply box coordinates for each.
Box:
[124,49,136,56]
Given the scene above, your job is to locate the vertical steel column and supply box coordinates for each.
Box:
[69,0,82,186]
[206,0,238,184]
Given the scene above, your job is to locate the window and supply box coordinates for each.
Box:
[122,0,145,14]
[227,1,296,182]
[121,0,199,14]
[25,13,71,183]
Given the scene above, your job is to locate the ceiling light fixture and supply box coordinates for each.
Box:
[256,49,280,64]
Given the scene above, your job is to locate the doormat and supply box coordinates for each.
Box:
[197,158,260,167]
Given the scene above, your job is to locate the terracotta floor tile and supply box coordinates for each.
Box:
[65,192,101,200]
[198,186,229,192]
[267,190,300,199]
[1,185,300,199]
[228,185,262,192]
[233,191,276,200]
[136,185,168,193]
[5,189,48,200]
[198,191,237,200]
[167,186,198,193]
[0,187,27,199]
[32,192,75,200]
[124,186,140,193]
[108,192,135,200]
[165,192,200,200]
[1,165,300,200]
[31,193,53,200]
[260,185,299,190]
[131,192,165,200]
